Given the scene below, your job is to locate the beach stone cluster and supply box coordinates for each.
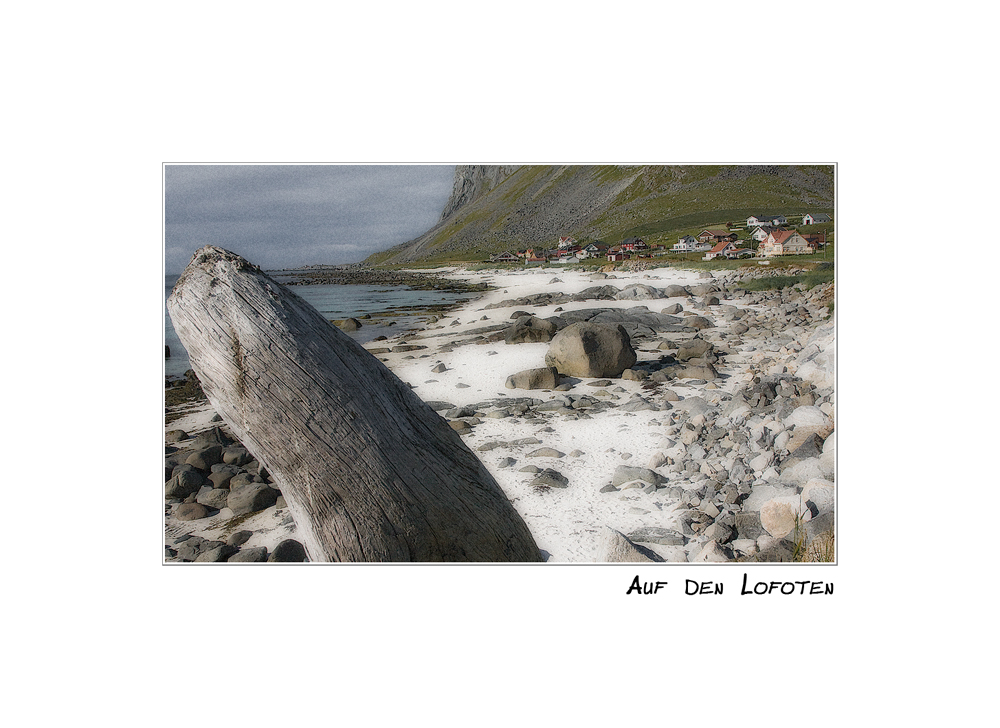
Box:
[439,271,835,562]
[164,425,307,562]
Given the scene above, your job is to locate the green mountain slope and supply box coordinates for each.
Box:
[365,164,834,265]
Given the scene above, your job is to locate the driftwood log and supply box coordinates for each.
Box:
[167,246,542,562]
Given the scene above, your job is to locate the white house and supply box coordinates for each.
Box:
[673,235,711,253]
[802,213,831,225]
[747,214,786,227]
[581,243,608,258]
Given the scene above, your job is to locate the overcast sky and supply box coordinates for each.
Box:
[164,165,456,273]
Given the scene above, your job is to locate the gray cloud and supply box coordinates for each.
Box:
[164,165,454,273]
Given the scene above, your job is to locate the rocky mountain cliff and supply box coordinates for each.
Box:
[366,165,834,266]
[439,165,519,221]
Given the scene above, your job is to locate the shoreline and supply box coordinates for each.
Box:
[164,262,835,563]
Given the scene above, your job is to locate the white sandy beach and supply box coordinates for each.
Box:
[379,266,768,561]
[165,262,834,563]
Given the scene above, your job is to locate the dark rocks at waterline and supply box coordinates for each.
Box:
[277,267,489,294]
[336,318,362,332]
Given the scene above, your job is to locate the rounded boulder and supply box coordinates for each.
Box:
[544,322,636,378]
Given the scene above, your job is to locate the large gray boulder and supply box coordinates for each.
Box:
[196,487,231,510]
[227,482,280,516]
[505,366,559,390]
[165,468,205,499]
[174,503,211,521]
[615,284,662,300]
[663,285,690,298]
[544,322,636,378]
[228,546,268,562]
[186,445,224,470]
[676,338,714,361]
[269,539,308,562]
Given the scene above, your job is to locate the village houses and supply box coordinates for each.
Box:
[488,214,829,265]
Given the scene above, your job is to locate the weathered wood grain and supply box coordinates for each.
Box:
[167,246,542,562]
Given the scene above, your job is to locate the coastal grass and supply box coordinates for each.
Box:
[739,265,834,292]
[790,513,835,562]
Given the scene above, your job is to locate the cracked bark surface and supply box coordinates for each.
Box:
[167,246,542,562]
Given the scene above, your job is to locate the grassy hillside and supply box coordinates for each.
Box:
[364,164,834,266]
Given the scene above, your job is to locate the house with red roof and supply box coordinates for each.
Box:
[703,239,740,260]
[802,233,827,250]
[759,229,813,257]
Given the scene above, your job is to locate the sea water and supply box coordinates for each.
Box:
[164,273,474,379]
